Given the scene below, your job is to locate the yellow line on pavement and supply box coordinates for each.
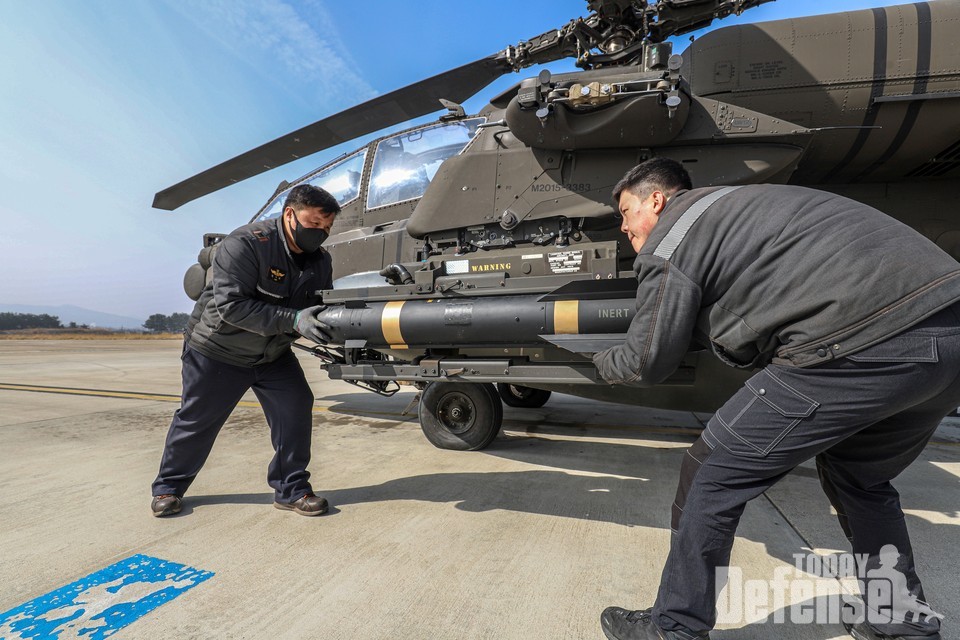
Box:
[0,382,257,409]
[0,382,188,403]
[0,382,395,416]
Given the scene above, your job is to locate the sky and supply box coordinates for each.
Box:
[0,0,897,321]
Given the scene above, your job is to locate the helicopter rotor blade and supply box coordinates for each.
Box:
[153,55,511,211]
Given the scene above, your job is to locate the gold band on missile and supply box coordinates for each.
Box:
[553,300,580,334]
[381,301,407,349]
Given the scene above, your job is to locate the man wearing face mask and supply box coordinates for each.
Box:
[151,184,340,518]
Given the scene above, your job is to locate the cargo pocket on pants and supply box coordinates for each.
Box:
[708,368,819,458]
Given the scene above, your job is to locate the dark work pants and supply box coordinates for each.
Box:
[654,306,960,637]
[152,343,315,503]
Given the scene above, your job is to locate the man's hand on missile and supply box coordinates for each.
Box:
[295,305,334,344]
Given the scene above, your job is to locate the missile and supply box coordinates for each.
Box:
[315,294,637,351]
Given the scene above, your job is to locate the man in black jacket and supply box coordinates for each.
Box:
[151,184,339,518]
[595,159,958,640]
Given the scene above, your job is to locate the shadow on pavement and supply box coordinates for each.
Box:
[177,492,274,515]
[714,595,855,639]
[327,469,673,529]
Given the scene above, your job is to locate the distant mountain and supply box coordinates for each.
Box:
[0,304,144,330]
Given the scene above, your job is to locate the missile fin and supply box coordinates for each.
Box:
[539,333,627,354]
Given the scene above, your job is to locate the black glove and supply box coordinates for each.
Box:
[295,305,334,343]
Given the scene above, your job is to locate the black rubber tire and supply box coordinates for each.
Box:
[496,383,552,408]
[419,382,503,450]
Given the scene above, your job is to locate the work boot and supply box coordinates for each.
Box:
[273,492,329,516]
[151,494,182,517]
[600,607,708,640]
[844,620,942,640]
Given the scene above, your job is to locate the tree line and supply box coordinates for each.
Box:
[0,311,190,332]
[143,313,190,333]
[0,312,62,330]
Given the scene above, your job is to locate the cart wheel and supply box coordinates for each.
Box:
[419,382,502,450]
[496,383,552,408]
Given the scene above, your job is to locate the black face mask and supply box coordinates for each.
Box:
[291,213,328,254]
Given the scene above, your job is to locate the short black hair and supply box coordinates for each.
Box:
[612,157,692,204]
[284,184,341,215]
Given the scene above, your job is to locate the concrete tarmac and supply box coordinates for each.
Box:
[0,339,957,639]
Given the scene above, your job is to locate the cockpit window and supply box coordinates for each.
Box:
[366,118,484,210]
[257,149,367,221]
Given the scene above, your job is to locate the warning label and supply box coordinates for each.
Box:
[548,250,584,274]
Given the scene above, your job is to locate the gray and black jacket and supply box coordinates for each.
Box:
[185,217,333,367]
[594,184,960,385]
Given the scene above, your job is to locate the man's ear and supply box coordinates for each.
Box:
[651,190,667,216]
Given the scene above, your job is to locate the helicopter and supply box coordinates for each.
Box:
[156,0,960,451]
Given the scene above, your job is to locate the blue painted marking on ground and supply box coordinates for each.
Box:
[0,554,213,640]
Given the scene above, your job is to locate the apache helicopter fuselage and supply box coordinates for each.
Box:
[165,1,960,450]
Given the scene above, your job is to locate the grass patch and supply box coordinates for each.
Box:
[0,329,181,340]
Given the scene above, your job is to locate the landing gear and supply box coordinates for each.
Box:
[419,382,502,450]
[496,383,552,408]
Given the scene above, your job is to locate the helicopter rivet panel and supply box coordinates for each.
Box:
[457,146,627,246]
[679,1,960,185]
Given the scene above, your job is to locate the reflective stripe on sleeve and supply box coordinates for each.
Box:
[653,186,744,260]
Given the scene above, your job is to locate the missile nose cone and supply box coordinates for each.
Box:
[316,306,345,328]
